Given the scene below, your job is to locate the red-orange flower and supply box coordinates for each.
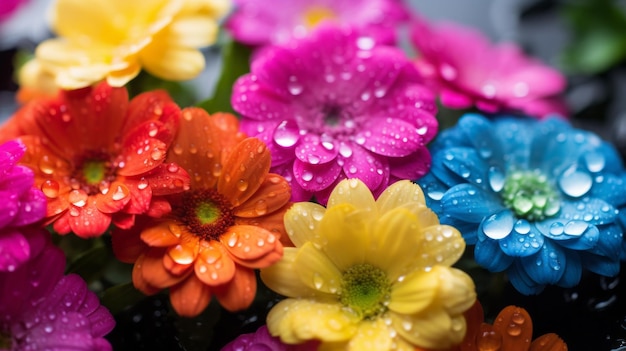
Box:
[0,82,189,238]
[421,301,568,351]
[111,108,291,317]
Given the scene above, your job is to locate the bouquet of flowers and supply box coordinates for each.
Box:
[1,0,626,350]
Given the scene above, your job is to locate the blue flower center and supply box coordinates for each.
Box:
[340,263,390,319]
[502,170,560,221]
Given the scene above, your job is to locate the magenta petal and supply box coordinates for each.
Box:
[270,163,312,202]
[87,305,117,337]
[0,190,19,227]
[293,159,342,192]
[0,230,30,272]
[13,188,47,226]
[232,75,293,121]
[341,145,388,191]
[295,134,338,165]
[439,88,474,109]
[3,164,34,194]
[358,117,421,157]
[0,139,25,170]
[26,312,95,350]
[389,147,432,180]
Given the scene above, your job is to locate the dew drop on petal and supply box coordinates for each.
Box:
[488,166,505,192]
[41,179,60,198]
[514,219,530,234]
[237,179,248,192]
[439,63,457,81]
[137,178,149,190]
[111,185,129,201]
[558,168,592,197]
[288,82,303,96]
[68,189,88,207]
[301,171,313,182]
[549,222,564,236]
[254,200,267,216]
[584,151,605,173]
[483,212,514,240]
[564,221,588,236]
[273,120,300,147]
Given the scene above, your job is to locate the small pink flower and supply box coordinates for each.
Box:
[226,0,409,46]
[221,325,318,351]
[410,16,568,118]
[0,139,47,272]
[232,24,438,203]
[0,231,115,350]
[0,0,27,22]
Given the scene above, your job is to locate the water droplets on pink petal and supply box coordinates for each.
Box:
[293,159,342,192]
[273,120,300,148]
[295,135,338,165]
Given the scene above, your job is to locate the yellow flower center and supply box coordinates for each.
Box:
[340,263,390,319]
[303,6,336,28]
[180,189,235,241]
[82,160,106,185]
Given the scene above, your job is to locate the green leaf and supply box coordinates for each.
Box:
[65,244,110,284]
[197,39,252,114]
[127,70,198,107]
[101,282,148,315]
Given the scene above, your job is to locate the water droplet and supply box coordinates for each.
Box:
[476,330,502,350]
[301,171,313,181]
[584,151,605,173]
[439,63,457,81]
[564,221,588,236]
[488,166,505,192]
[507,324,522,336]
[313,272,324,289]
[254,200,267,216]
[111,185,128,201]
[482,83,497,98]
[288,82,303,95]
[137,178,149,190]
[356,36,375,50]
[237,179,248,192]
[549,222,564,236]
[483,211,514,240]
[514,219,530,234]
[558,167,592,197]
[339,143,352,157]
[41,179,60,198]
[513,82,529,97]
[273,120,300,147]
[227,233,238,247]
[68,189,88,207]
[511,312,525,325]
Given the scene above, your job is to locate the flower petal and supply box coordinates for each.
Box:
[388,270,438,315]
[295,134,339,165]
[213,266,257,311]
[284,202,327,247]
[442,184,503,223]
[340,146,387,192]
[529,333,568,351]
[376,180,426,214]
[234,173,291,218]
[327,179,377,213]
[139,221,181,247]
[348,318,392,351]
[0,230,30,271]
[491,306,533,351]
[140,247,190,289]
[318,203,371,271]
[293,158,342,193]
[194,241,236,286]
[169,274,212,318]
[294,242,343,295]
[221,225,281,261]
[67,199,112,238]
[391,309,466,350]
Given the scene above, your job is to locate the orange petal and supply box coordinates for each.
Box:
[213,266,256,312]
[164,250,194,276]
[141,247,190,288]
[234,173,291,218]
[474,323,503,351]
[194,241,236,286]
[96,182,131,213]
[236,203,292,244]
[492,306,533,351]
[217,138,271,207]
[140,220,182,247]
[458,300,485,351]
[529,334,568,351]
[167,239,200,265]
[111,228,147,263]
[132,253,162,295]
[169,274,213,318]
[220,225,281,262]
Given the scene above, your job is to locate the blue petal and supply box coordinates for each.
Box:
[586,224,623,260]
[556,250,583,288]
[442,184,504,223]
[418,173,447,210]
[498,220,544,257]
[474,238,514,272]
[441,216,478,244]
[430,150,467,188]
[520,240,566,285]
[591,141,624,173]
[492,118,534,168]
[558,198,617,225]
[590,173,626,207]
[442,147,490,188]
[535,219,600,250]
[507,261,545,295]
[580,252,621,277]
[457,114,503,163]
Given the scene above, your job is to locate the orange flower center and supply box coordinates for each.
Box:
[179,189,235,241]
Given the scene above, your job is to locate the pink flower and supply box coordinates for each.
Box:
[0,0,27,22]
[0,139,47,272]
[232,24,438,203]
[0,230,115,350]
[410,16,568,118]
[226,0,409,46]
[221,325,318,351]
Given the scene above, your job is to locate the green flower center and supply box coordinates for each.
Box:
[502,170,560,221]
[0,330,11,349]
[180,189,235,241]
[82,160,106,184]
[340,263,390,319]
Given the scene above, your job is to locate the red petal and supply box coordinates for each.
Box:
[68,198,112,238]
[123,90,178,137]
[459,300,485,351]
[194,241,236,286]
[213,266,256,312]
[111,228,147,263]
[119,127,168,176]
[112,212,135,229]
[96,182,131,213]
[169,275,212,318]
[120,177,153,214]
[145,162,191,196]
[146,197,173,217]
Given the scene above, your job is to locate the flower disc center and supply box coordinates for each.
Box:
[303,6,336,28]
[82,160,106,185]
[502,170,560,221]
[0,331,11,349]
[340,263,390,319]
[180,190,235,241]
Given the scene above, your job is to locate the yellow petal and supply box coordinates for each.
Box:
[107,62,142,87]
[366,208,422,278]
[348,318,392,351]
[391,309,466,350]
[295,242,343,295]
[414,225,465,269]
[140,44,205,81]
[261,248,333,299]
[376,180,426,214]
[388,269,438,315]
[436,267,477,315]
[284,202,327,247]
[319,203,371,271]
[267,299,359,344]
[165,15,219,47]
[327,179,377,215]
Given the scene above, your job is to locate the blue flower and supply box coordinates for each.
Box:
[418,113,626,294]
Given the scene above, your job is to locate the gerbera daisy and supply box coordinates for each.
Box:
[0,82,189,238]
[111,108,291,317]
[409,16,567,119]
[221,325,318,351]
[0,230,115,350]
[0,139,47,272]
[261,179,476,350]
[232,24,438,203]
[225,0,409,46]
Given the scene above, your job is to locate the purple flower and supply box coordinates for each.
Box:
[226,0,409,46]
[0,230,115,350]
[232,24,438,203]
[221,325,318,351]
[0,139,47,272]
[409,16,568,119]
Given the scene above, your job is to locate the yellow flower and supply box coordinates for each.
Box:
[23,0,230,91]
[261,179,477,351]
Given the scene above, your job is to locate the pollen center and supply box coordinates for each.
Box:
[0,330,11,349]
[502,170,560,221]
[303,6,336,28]
[180,190,235,241]
[340,263,390,319]
[82,160,106,184]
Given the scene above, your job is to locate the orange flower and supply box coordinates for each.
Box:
[0,82,190,238]
[111,108,291,317]
[420,302,568,351]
